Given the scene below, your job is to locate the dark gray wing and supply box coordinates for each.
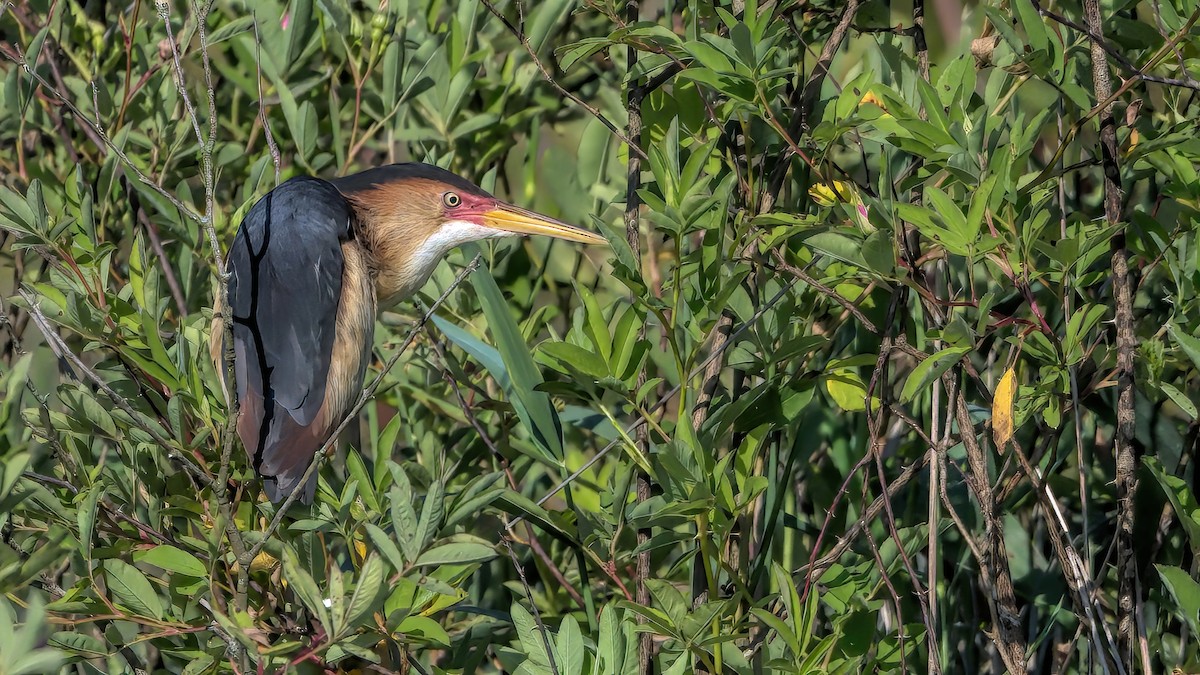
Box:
[225,176,352,502]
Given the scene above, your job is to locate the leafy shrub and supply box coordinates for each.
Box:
[2,0,1200,673]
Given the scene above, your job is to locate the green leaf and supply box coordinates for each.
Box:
[555,615,584,675]
[389,468,419,563]
[1158,564,1200,634]
[133,545,206,578]
[396,614,450,646]
[49,631,108,657]
[1168,323,1200,372]
[511,601,553,669]
[414,479,445,553]
[900,347,970,403]
[540,341,610,381]
[413,542,497,566]
[1144,457,1200,554]
[1014,0,1049,55]
[76,483,103,562]
[1161,382,1198,420]
[824,369,876,412]
[595,604,628,675]
[343,554,386,631]
[104,559,164,619]
[465,258,564,462]
[282,545,330,627]
[364,522,407,571]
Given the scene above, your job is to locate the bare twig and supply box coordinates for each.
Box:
[251,14,281,185]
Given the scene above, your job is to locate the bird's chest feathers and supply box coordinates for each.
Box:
[367,219,501,309]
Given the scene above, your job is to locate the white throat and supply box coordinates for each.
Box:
[378,220,510,309]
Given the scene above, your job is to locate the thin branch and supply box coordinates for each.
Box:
[157,2,205,150]
[251,14,281,185]
[1033,2,1200,91]
[1081,0,1138,668]
[501,538,561,675]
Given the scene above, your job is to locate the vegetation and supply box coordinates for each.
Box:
[1,0,1199,672]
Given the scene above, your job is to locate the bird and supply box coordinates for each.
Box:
[210,162,606,503]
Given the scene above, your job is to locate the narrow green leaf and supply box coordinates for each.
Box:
[282,546,330,627]
[104,560,164,619]
[413,542,497,566]
[464,258,564,462]
[1168,323,1200,372]
[133,545,206,578]
[511,601,552,668]
[414,479,445,554]
[1158,564,1200,634]
[343,554,386,630]
[555,615,584,675]
[364,523,407,571]
[900,347,970,403]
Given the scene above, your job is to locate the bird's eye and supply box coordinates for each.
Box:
[443,192,461,208]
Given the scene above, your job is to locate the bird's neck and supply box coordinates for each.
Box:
[353,210,499,310]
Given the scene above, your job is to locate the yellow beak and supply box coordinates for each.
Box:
[482,204,608,245]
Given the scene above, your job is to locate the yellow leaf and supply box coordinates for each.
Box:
[859,90,888,112]
[249,551,280,574]
[824,369,879,412]
[354,538,367,562]
[808,181,852,207]
[992,368,1017,452]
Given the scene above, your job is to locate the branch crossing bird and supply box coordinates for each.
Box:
[210,163,606,503]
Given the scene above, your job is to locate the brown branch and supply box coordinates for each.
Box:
[620,1,653,670]
[949,379,1027,673]
[1081,0,1137,668]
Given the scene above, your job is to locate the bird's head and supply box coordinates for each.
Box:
[334,163,606,305]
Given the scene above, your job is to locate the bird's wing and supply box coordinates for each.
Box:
[224,176,352,501]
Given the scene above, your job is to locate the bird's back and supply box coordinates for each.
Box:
[215,176,355,502]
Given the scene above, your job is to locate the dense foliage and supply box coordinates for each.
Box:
[2,0,1200,672]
